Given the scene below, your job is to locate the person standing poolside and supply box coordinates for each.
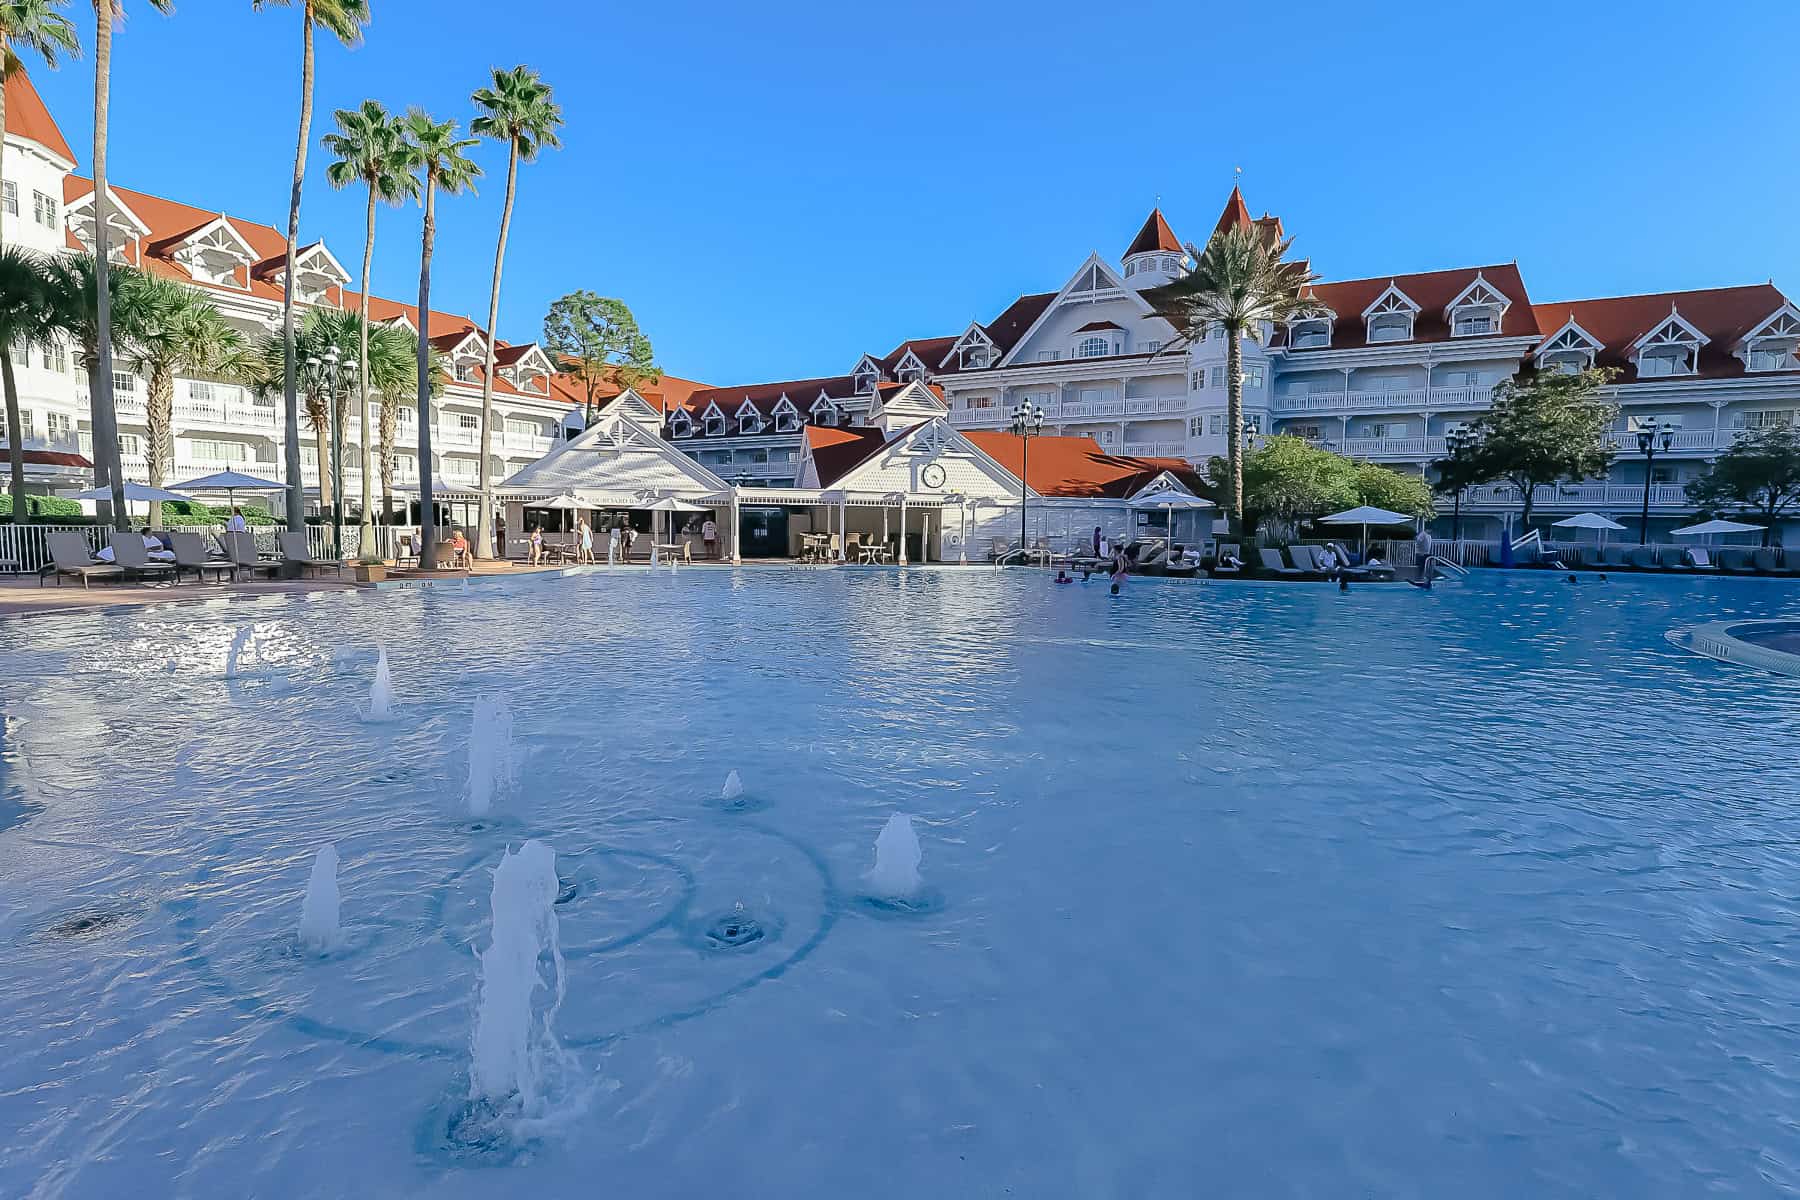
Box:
[528,526,543,565]
[1091,526,1102,558]
[608,520,621,564]
[702,517,718,560]
[578,519,594,563]
[225,507,248,534]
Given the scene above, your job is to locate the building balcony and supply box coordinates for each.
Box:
[1271,384,1494,415]
[503,432,553,455]
[1604,429,1729,455]
[1339,436,1446,459]
[1463,482,1688,510]
[1122,440,1187,458]
[949,394,1187,430]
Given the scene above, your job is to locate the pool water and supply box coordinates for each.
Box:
[3,569,1800,1197]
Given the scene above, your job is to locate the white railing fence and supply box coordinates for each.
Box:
[0,522,423,573]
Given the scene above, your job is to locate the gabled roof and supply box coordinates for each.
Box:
[881,337,955,376]
[1530,284,1798,381]
[3,70,74,163]
[1075,320,1123,333]
[804,425,888,487]
[1124,208,1182,258]
[1284,264,1540,351]
[1212,186,1253,239]
[962,431,1206,498]
[673,373,859,435]
[996,253,1158,368]
[146,213,258,261]
[1361,282,1422,318]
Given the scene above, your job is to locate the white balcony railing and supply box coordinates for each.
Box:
[1463,482,1688,509]
[1604,429,1729,454]
[1122,441,1187,458]
[1271,384,1494,414]
[948,394,1188,430]
[1338,436,1446,458]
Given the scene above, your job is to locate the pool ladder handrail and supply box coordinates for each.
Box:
[1423,555,1469,579]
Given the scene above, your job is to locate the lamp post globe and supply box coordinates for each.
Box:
[1008,400,1044,559]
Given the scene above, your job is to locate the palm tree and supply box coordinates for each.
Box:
[128,276,241,527]
[469,64,561,559]
[398,107,478,569]
[374,324,432,521]
[41,250,151,466]
[323,98,416,557]
[0,1,79,259]
[89,0,171,531]
[251,0,369,533]
[0,247,54,519]
[1142,222,1320,530]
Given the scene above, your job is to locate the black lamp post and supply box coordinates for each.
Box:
[1445,426,1475,541]
[1636,419,1674,544]
[1009,398,1044,556]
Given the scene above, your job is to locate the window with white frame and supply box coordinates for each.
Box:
[1742,310,1800,372]
[184,439,250,462]
[1453,309,1496,337]
[1447,277,1510,337]
[113,371,136,394]
[895,363,923,383]
[1367,312,1412,343]
[1289,318,1331,349]
[118,433,141,459]
[1141,340,1161,354]
[8,342,26,367]
[1288,424,1322,441]
[1633,315,1704,378]
[457,413,479,430]
[669,412,693,436]
[1365,421,1408,439]
[852,366,877,393]
[40,341,63,373]
[1628,413,1683,431]
[1097,429,1115,445]
[1207,414,1227,436]
[32,190,56,229]
[1190,371,1202,390]
[961,342,994,369]
[1209,367,1225,388]
[1438,369,1485,389]
[704,413,725,436]
[774,409,799,433]
[1245,413,1263,433]
[809,401,836,426]
[1,181,15,216]
[1076,337,1109,358]
[2,408,27,441]
[1037,350,1062,362]
[1650,465,1679,485]
[1243,366,1265,389]
[1738,409,1795,429]
[967,395,994,409]
[1188,417,1204,437]
[46,412,71,440]
[189,380,236,404]
[739,410,761,434]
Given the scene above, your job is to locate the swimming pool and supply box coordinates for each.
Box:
[2,569,1798,1197]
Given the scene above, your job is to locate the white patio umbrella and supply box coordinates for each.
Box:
[1552,511,1627,547]
[536,492,583,534]
[1319,505,1413,556]
[172,468,285,513]
[1671,518,1766,546]
[643,496,711,562]
[66,481,193,504]
[1127,490,1214,552]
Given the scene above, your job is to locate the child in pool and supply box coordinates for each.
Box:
[1054,570,1073,584]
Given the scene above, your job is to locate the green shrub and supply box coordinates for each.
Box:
[160,499,277,526]
[0,494,87,521]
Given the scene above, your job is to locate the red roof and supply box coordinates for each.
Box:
[4,70,73,163]
[964,431,1204,498]
[1211,186,1254,239]
[1074,320,1122,333]
[804,425,888,487]
[1531,284,1797,381]
[1124,208,1182,257]
[0,448,93,468]
[1289,264,1541,351]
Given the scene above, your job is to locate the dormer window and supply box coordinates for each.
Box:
[771,399,801,433]
[1631,310,1707,379]
[1362,285,1420,344]
[739,410,762,434]
[704,413,725,436]
[456,359,478,382]
[1534,319,1603,376]
[810,395,839,426]
[1445,275,1512,338]
[852,366,877,394]
[895,364,923,383]
[964,345,993,368]
[1289,318,1332,350]
[1076,336,1109,358]
[668,412,693,438]
[1740,308,1800,373]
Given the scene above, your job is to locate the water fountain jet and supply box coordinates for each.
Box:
[297,844,341,952]
[469,840,565,1114]
[367,648,394,721]
[721,770,744,803]
[465,696,516,818]
[864,812,923,899]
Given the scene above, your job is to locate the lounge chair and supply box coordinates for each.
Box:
[43,532,123,588]
[1684,547,1718,572]
[169,532,235,584]
[1657,547,1693,572]
[1578,547,1605,569]
[227,530,280,579]
[278,531,343,578]
[109,531,177,584]
[1211,543,1242,575]
[1601,545,1630,568]
[988,537,1012,563]
[1626,547,1659,570]
[1717,548,1757,574]
[1258,547,1302,576]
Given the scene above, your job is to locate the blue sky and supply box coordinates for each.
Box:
[29,0,1800,388]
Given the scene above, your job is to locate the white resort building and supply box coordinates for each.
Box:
[0,71,706,513]
[641,189,1799,545]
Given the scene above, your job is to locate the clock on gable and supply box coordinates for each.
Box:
[921,462,947,489]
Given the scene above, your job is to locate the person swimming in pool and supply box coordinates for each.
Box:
[1055,569,1073,585]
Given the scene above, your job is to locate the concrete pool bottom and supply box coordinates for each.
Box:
[1669,618,1800,677]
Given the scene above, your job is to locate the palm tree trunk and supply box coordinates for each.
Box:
[415,174,439,570]
[146,370,174,529]
[355,184,375,557]
[3,353,27,523]
[378,395,396,525]
[309,398,333,517]
[91,2,127,531]
[279,11,315,533]
[1225,324,1244,531]
[474,138,519,561]
[0,44,20,524]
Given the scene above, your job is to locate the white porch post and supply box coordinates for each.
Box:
[898,497,909,565]
[838,496,848,562]
[729,489,741,564]
[958,500,968,564]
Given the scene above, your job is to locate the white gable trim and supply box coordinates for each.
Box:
[1737,303,1800,349]
[1361,282,1422,319]
[68,187,152,240]
[1443,272,1512,318]
[997,252,1158,368]
[698,399,728,424]
[608,388,662,423]
[501,343,557,377]
[1533,316,1606,361]
[829,416,1032,498]
[1127,471,1197,501]
[382,312,418,334]
[168,214,259,261]
[941,322,996,369]
[443,329,489,360]
[1629,306,1710,351]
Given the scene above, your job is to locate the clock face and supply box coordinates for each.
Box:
[921,462,946,489]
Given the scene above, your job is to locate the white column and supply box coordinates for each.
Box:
[838,497,848,562]
[729,491,741,563]
[958,501,968,564]
[898,497,909,565]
